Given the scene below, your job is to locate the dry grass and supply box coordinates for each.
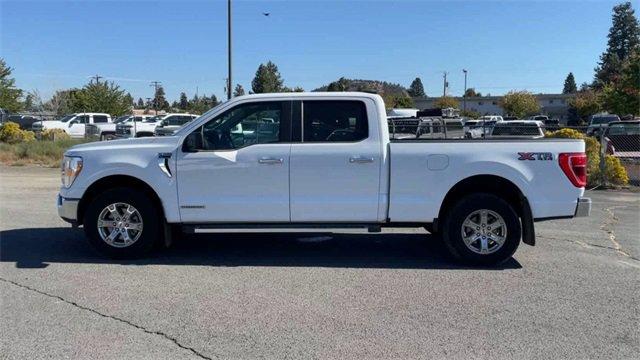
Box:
[0,139,89,167]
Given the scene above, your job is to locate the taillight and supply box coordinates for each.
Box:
[559,153,587,188]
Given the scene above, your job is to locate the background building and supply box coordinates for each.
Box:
[413,93,575,121]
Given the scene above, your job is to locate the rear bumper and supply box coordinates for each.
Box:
[57,194,79,224]
[574,197,591,217]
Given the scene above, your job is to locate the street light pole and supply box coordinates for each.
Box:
[227,0,232,100]
[462,69,468,113]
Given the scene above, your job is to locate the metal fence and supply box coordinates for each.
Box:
[388,118,640,187]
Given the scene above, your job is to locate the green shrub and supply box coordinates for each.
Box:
[545,128,629,186]
[0,122,35,144]
[598,155,629,185]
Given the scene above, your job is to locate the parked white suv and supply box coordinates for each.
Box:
[86,115,155,141]
[32,113,112,138]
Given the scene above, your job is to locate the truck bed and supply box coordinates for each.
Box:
[387,139,586,222]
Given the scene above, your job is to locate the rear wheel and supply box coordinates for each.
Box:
[442,193,520,265]
[83,187,160,258]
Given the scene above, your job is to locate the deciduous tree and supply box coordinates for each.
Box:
[500,91,539,118]
[434,96,459,109]
[71,80,132,116]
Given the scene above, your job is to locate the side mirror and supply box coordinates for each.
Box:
[182,131,200,152]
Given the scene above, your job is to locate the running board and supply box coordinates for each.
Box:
[183,223,382,234]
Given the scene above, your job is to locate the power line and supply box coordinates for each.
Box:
[90,74,103,83]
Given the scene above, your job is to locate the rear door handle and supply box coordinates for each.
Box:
[258,157,284,164]
[349,156,375,164]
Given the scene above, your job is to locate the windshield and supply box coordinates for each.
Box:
[143,116,163,123]
[492,124,541,136]
[114,115,131,123]
[591,116,619,125]
[57,115,75,122]
[608,123,640,135]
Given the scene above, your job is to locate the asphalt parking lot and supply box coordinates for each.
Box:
[1,165,639,359]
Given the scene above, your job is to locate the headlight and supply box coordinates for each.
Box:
[61,156,83,188]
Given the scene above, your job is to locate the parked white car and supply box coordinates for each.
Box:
[32,113,112,138]
[86,115,155,141]
[115,113,198,138]
[58,92,590,265]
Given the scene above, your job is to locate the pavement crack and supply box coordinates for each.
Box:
[0,277,215,360]
[538,235,640,262]
[600,205,632,258]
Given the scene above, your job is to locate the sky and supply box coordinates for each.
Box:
[0,0,623,103]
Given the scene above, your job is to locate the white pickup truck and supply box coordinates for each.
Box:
[86,115,155,140]
[58,92,591,265]
[32,113,112,138]
[115,113,198,138]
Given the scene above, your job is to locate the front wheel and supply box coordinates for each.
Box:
[442,193,521,265]
[83,187,160,258]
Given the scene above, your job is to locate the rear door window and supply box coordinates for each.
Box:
[302,100,368,142]
[93,115,108,123]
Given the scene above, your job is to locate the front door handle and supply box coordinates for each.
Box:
[349,156,375,164]
[258,157,284,164]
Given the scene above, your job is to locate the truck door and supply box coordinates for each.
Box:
[68,115,89,138]
[176,101,292,223]
[290,99,381,222]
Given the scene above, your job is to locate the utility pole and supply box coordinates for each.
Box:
[463,69,468,113]
[227,0,232,100]
[442,72,448,97]
[90,74,103,83]
[150,81,161,115]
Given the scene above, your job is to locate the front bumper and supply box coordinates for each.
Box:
[57,194,79,224]
[575,197,591,217]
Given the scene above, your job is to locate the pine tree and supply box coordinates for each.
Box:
[563,72,577,94]
[251,61,284,93]
[136,97,144,109]
[594,2,640,86]
[179,92,188,110]
[153,86,169,111]
[233,84,245,97]
[0,58,23,112]
[407,77,426,97]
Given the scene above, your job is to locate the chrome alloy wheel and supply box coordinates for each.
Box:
[460,209,507,254]
[97,203,143,248]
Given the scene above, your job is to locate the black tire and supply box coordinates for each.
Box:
[83,187,161,258]
[442,193,521,265]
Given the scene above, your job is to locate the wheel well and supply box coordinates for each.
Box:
[77,175,163,226]
[437,175,525,227]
